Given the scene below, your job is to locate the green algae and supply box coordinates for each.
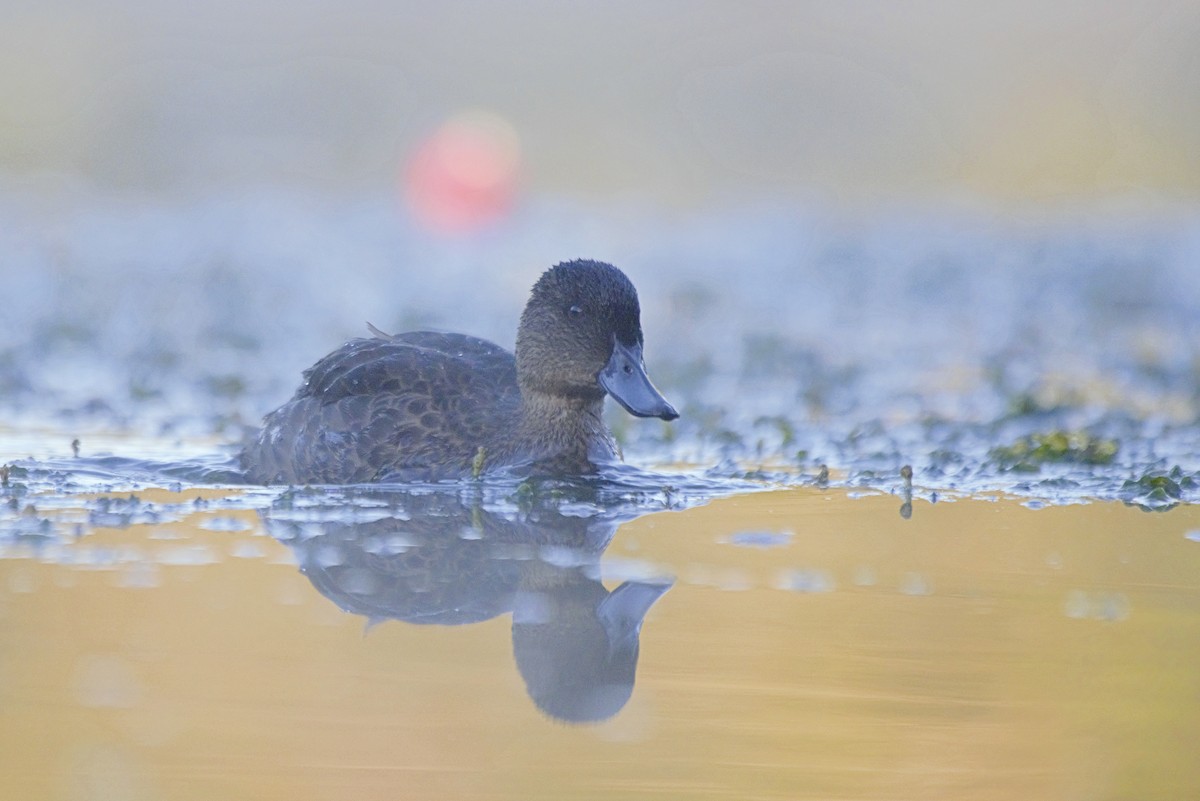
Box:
[990,431,1119,472]
[1120,467,1200,512]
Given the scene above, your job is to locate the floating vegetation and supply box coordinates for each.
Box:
[753,415,796,450]
[1,196,1199,509]
[1,464,27,501]
[1004,392,1067,418]
[203,375,247,399]
[990,432,1119,472]
[1119,468,1198,512]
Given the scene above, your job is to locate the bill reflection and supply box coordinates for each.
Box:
[263,490,671,724]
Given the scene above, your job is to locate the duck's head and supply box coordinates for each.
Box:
[516,260,678,421]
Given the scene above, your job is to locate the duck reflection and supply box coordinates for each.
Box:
[262,489,671,724]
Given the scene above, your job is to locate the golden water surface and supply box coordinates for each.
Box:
[3,486,1199,800]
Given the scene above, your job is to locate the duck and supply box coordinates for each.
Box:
[240,259,678,484]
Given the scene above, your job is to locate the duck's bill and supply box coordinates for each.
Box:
[599,339,680,421]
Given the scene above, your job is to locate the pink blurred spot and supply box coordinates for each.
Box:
[403,111,521,234]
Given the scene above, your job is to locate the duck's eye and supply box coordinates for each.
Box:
[567,304,583,318]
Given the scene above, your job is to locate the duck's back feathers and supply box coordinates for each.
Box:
[243,332,520,484]
[298,332,516,404]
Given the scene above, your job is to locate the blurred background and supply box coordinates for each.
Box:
[2,1,1199,495]
[4,0,1198,204]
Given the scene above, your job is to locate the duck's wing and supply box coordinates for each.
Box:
[296,333,517,403]
[244,333,519,484]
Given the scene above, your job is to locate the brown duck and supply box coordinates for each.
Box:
[241,260,678,483]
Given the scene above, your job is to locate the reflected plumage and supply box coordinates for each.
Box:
[241,260,677,484]
[263,488,672,724]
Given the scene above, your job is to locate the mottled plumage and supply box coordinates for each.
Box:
[241,260,677,484]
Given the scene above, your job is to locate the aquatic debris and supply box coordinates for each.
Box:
[989,431,1119,471]
[1,463,28,504]
[899,464,913,519]
[1119,467,1197,512]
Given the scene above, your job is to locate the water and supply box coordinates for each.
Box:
[4,191,1199,504]
[3,192,1200,798]
[4,481,1200,799]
